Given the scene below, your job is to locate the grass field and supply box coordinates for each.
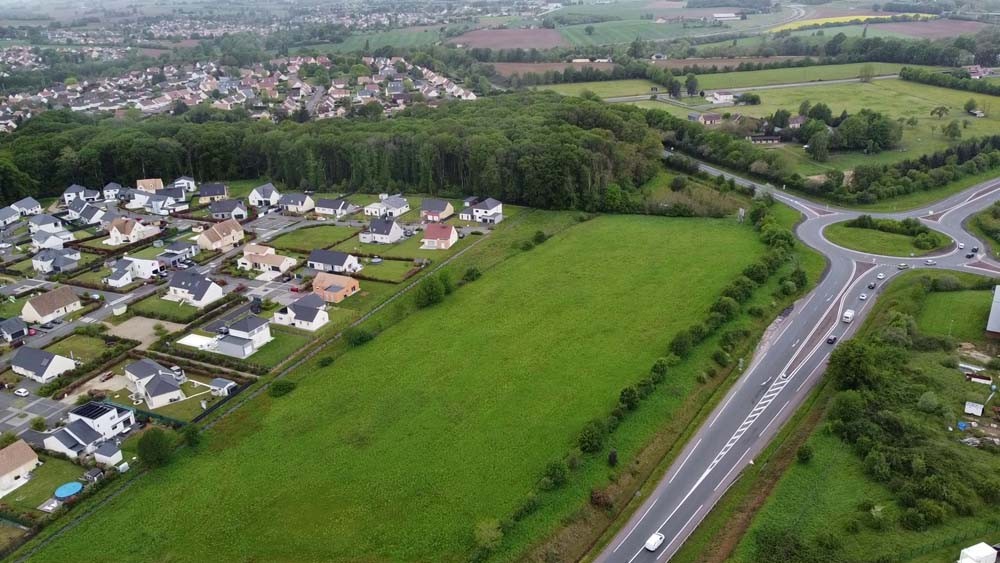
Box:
[540,79,662,98]
[44,334,107,364]
[268,225,359,251]
[357,259,417,283]
[131,295,200,323]
[559,20,692,46]
[26,213,771,562]
[823,222,950,257]
[293,27,441,54]
[916,289,991,345]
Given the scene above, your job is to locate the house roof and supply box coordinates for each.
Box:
[383,196,408,209]
[0,317,27,335]
[209,199,246,214]
[0,440,36,476]
[110,217,139,235]
[48,428,84,452]
[209,377,235,389]
[278,193,310,206]
[200,219,243,244]
[288,293,325,322]
[12,197,40,210]
[168,271,218,301]
[167,240,196,252]
[228,315,268,333]
[136,178,164,191]
[308,249,352,267]
[472,197,502,211]
[126,358,172,380]
[0,207,19,222]
[25,286,79,318]
[366,217,397,236]
[28,214,60,226]
[199,183,228,197]
[252,183,279,198]
[71,401,113,420]
[145,373,180,397]
[95,441,120,457]
[313,272,355,294]
[421,198,449,212]
[12,346,63,374]
[65,419,102,445]
[316,198,348,210]
[103,182,122,191]
[423,223,455,241]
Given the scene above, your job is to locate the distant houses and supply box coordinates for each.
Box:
[11,197,41,216]
[278,193,315,214]
[198,183,229,204]
[32,248,81,275]
[210,199,249,221]
[237,244,296,275]
[315,198,354,218]
[364,195,409,218]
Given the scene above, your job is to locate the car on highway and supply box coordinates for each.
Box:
[925,259,937,265]
[876,273,886,280]
[859,294,867,300]
[966,252,976,259]
[13,388,29,397]
[645,533,665,552]
[868,282,877,289]
[897,263,910,270]
[826,335,838,345]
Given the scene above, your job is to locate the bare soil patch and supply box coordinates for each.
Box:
[103,316,185,349]
[870,19,990,38]
[491,61,617,76]
[448,28,568,49]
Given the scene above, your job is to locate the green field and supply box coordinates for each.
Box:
[44,334,107,364]
[695,62,934,91]
[916,289,991,345]
[131,295,200,323]
[358,259,417,283]
[26,213,771,562]
[293,27,442,54]
[823,222,950,257]
[540,79,662,98]
[268,225,359,251]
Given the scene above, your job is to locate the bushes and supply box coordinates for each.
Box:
[344,327,374,346]
[796,443,813,464]
[578,419,606,453]
[138,428,173,468]
[269,380,296,398]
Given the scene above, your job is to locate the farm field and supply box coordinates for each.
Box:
[448,27,567,49]
[293,26,442,54]
[25,213,772,562]
[491,61,617,77]
[627,99,695,118]
[771,13,924,31]
[822,222,950,257]
[695,62,933,90]
[540,79,661,98]
[651,55,806,70]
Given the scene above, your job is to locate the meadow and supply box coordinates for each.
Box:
[823,221,951,257]
[26,213,771,562]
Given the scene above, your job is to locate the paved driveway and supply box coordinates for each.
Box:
[0,392,69,436]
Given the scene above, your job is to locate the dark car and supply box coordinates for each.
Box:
[867,282,876,289]
[216,326,229,335]
[827,335,838,345]
[966,252,976,259]
[972,246,979,253]
[39,322,54,330]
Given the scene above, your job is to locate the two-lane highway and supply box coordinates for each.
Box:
[597,166,1000,563]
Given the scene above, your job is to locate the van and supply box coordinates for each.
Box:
[842,309,855,323]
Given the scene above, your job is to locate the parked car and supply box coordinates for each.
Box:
[0,243,11,249]
[51,319,62,325]
[40,322,54,330]
[216,326,229,335]
[290,286,300,293]
[177,264,189,270]
[13,388,29,397]
[99,372,115,382]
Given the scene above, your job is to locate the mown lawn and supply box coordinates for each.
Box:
[27,214,769,562]
[823,222,950,256]
[915,289,991,345]
[268,225,358,251]
[43,335,107,364]
[358,259,418,283]
[131,295,200,323]
[247,327,312,369]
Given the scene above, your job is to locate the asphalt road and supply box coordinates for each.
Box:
[597,164,1000,563]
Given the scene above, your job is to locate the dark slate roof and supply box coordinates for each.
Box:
[29,214,60,226]
[145,373,180,397]
[0,207,18,222]
[103,182,122,191]
[278,193,309,206]
[156,187,185,200]
[95,441,120,457]
[71,401,113,420]
[209,199,246,214]
[209,377,235,389]
[253,183,278,197]
[199,183,228,197]
[308,249,351,267]
[367,217,397,236]
[12,197,40,209]
[65,419,101,445]
[228,315,268,333]
[316,198,348,211]
[49,428,84,451]
[474,197,502,210]
[167,240,197,252]
[168,271,216,301]
[289,293,324,323]
[0,317,27,335]
[11,347,60,374]
[421,198,449,212]
[126,358,172,380]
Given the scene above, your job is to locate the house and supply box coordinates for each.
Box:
[312,272,360,303]
[278,193,315,214]
[986,286,1000,338]
[209,199,249,221]
[248,183,281,207]
[971,109,986,118]
[710,91,735,104]
[0,207,20,228]
[746,135,781,145]
[125,359,186,409]
[165,271,224,308]
[315,198,354,217]
[135,178,164,193]
[307,249,361,273]
[208,378,237,397]
[62,184,101,205]
[0,440,38,494]
[27,214,62,234]
[106,217,160,246]
[11,347,76,383]
[458,197,504,224]
[364,195,410,218]
[32,248,81,275]
[11,197,41,216]
[0,317,28,343]
[788,115,807,129]
[359,217,403,244]
[144,193,189,216]
[66,199,99,222]
[42,418,103,459]
[273,293,329,331]
[94,441,122,466]
[68,402,134,440]
[103,257,161,288]
[196,218,244,251]
[216,316,271,359]
[173,176,197,192]
[420,199,454,222]
[237,244,296,274]
[21,286,82,324]
[102,182,122,201]
[198,183,229,203]
[421,223,458,250]
[156,240,200,267]
[690,112,721,125]
[30,230,74,251]
[76,202,105,225]
[963,65,991,80]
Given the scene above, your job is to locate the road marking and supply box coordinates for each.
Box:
[669,439,701,484]
[758,400,790,438]
[659,504,704,560]
[792,338,800,348]
[714,447,752,492]
[614,498,659,552]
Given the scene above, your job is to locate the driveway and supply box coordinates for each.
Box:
[0,392,69,436]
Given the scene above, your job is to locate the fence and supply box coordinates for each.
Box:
[895,520,1000,561]
[101,399,187,427]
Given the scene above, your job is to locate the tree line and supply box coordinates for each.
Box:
[0,93,663,211]
[899,65,1000,98]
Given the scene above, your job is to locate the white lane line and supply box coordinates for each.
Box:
[669,439,701,485]
[709,389,738,429]
[758,400,790,438]
[613,498,659,552]
[715,447,752,492]
[658,504,704,560]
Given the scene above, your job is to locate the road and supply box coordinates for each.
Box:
[597,164,1000,563]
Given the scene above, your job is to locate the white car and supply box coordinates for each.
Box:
[959,242,965,249]
[0,243,11,249]
[925,259,937,266]
[859,294,868,301]
[13,388,29,397]
[876,273,886,280]
[645,532,665,552]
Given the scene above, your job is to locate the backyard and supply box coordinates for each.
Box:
[334,232,471,261]
[44,334,108,364]
[131,295,201,323]
[3,456,85,514]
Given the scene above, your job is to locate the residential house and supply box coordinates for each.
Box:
[273,293,329,331]
[62,184,101,205]
[421,223,458,250]
[689,112,721,125]
[0,207,19,228]
[312,272,360,303]
[11,347,76,383]
[0,440,38,493]
[66,199,104,225]
[359,218,403,244]
[21,286,82,324]
[156,240,199,267]
[68,402,134,441]
[277,193,315,214]
[314,198,354,218]
[248,183,281,207]
[145,192,188,216]
[10,197,41,216]
[210,199,248,221]
[237,244,296,274]
[165,271,224,308]
[746,135,781,145]
[135,178,164,193]
[32,248,81,274]
[30,230,74,251]
[364,195,410,218]
[710,91,734,104]
[173,176,197,192]
[106,217,159,246]
[307,249,361,273]
[198,183,229,203]
[0,318,28,343]
[420,199,454,222]
[42,419,103,459]
[216,316,271,359]
[94,441,122,466]
[27,214,62,234]
[788,115,807,129]
[196,218,244,251]
[102,182,122,201]
[964,65,991,79]
[103,257,161,288]
[458,197,504,224]
[125,359,186,409]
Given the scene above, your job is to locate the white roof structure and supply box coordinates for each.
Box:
[988,286,1000,334]
[959,543,997,563]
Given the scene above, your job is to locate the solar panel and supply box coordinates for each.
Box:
[71,402,111,419]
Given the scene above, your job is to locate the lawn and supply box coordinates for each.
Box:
[4,456,85,513]
[152,376,224,421]
[26,214,772,562]
[915,289,991,345]
[357,259,418,283]
[44,334,108,364]
[823,222,950,257]
[334,232,470,261]
[0,296,28,318]
[268,225,359,251]
[131,295,200,323]
[694,62,937,91]
[246,327,312,369]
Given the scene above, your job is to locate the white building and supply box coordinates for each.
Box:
[10,347,76,383]
[272,293,329,331]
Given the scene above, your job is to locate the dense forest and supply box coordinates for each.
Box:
[0,93,663,211]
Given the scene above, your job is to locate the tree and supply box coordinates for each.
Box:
[685,73,698,97]
[415,276,446,307]
[798,99,811,116]
[964,98,978,113]
[807,130,830,162]
[30,417,46,431]
[943,119,962,140]
[828,339,881,390]
[626,37,645,59]
[858,63,875,83]
[796,443,813,463]
[463,267,482,282]
[138,427,173,467]
[771,108,791,128]
[578,419,606,453]
[619,386,640,410]
[930,105,950,119]
[585,25,595,36]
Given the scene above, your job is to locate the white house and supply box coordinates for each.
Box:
[277,193,315,214]
[125,359,186,409]
[102,182,122,201]
[315,198,354,218]
[0,440,39,495]
[11,347,76,383]
[68,402,134,440]
[209,199,248,221]
[248,183,281,207]
[272,293,329,331]
[458,197,504,224]
[173,176,197,192]
[237,244,296,274]
[21,286,82,324]
[30,230,74,251]
[0,207,20,228]
[104,257,161,288]
[359,217,403,244]
[32,248,80,275]
[306,249,362,273]
[711,91,735,104]
[11,197,41,216]
[215,316,272,359]
[364,195,409,218]
[165,271,224,308]
[27,214,63,234]
[62,184,101,205]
